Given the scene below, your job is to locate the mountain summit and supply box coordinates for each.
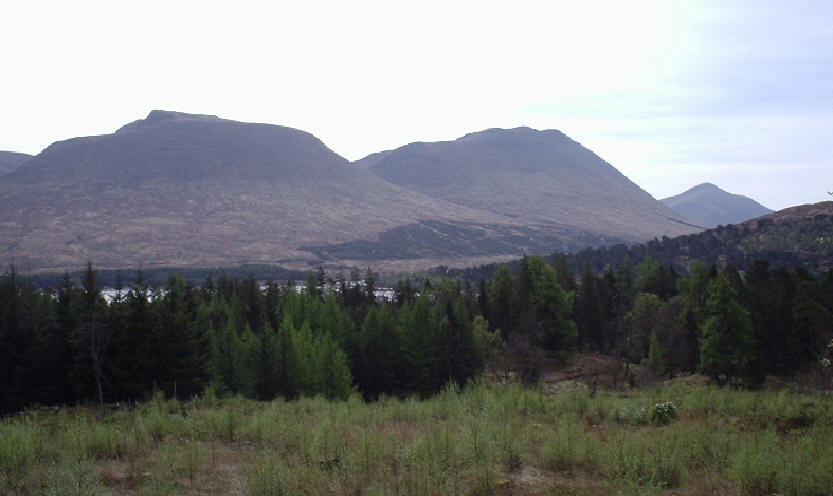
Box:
[661,183,773,228]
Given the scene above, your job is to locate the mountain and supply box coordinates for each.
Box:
[358,127,701,242]
[0,151,32,175]
[0,111,511,273]
[0,113,702,274]
[661,183,773,228]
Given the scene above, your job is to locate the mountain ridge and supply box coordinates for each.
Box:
[0,151,32,176]
[2,111,702,273]
[440,201,833,285]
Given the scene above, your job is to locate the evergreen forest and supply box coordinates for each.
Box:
[2,254,833,415]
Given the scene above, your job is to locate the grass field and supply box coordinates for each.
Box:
[1,380,832,495]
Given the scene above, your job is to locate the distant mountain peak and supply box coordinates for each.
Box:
[691,182,719,190]
[459,127,569,142]
[661,183,772,228]
[145,109,219,122]
[117,110,222,133]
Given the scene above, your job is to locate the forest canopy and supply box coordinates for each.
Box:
[2,255,832,414]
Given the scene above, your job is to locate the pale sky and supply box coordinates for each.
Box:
[2,0,831,210]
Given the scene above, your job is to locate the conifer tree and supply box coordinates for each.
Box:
[575,261,603,350]
[699,273,757,385]
[552,253,577,293]
[275,315,301,399]
[399,294,435,394]
[253,321,280,400]
[0,265,33,411]
[294,321,318,394]
[487,264,517,341]
[159,273,208,397]
[70,261,112,404]
[316,331,354,400]
[358,305,401,398]
[527,255,577,357]
[34,274,74,405]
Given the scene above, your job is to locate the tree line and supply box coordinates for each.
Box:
[2,255,832,413]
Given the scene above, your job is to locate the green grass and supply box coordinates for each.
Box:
[1,382,832,495]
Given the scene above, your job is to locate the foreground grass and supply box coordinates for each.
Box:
[1,381,832,495]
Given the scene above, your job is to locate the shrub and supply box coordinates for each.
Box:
[651,401,678,425]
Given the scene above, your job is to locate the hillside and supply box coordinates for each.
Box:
[442,201,833,282]
[0,111,512,272]
[1,113,704,273]
[0,151,31,175]
[359,127,701,243]
[661,182,773,228]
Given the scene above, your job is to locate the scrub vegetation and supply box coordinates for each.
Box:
[2,382,833,495]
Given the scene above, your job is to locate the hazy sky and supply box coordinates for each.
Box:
[3,0,831,210]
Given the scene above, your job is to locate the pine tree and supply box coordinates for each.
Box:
[315,331,354,400]
[253,322,280,400]
[575,261,603,351]
[357,305,403,397]
[699,274,757,385]
[527,255,577,357]
[552,254,577,293]
[275,315,301,400]
[399,294,435,394]
[0,265,35,411]
[487,264,517,341]
[34,274,74,405]
[294,321,318,395]
[158,273,208,398]
[70,261,112,405]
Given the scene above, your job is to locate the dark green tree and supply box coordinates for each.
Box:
[275,315,301,400]
[575,261,604,351]
[70,261,112,405]
[552,253,577,294]
[486,264,517,341]
[527,255,577,357]
[699,273,757,385]
[252,321,280,400]
[357,305,401,398]
[315,331,354,400]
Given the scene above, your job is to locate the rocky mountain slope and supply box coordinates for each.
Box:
[661,182,773,228]
[1,111,511,272]
[1,113,702,273]
[359,127,701,243]
[0,151,31,176]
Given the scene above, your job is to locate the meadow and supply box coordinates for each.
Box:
[2,380,832,496]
